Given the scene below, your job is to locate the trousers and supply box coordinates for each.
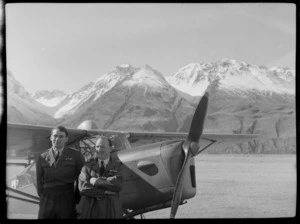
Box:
[38,185,76,219]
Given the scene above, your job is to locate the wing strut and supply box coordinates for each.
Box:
[195,138,217,156]
[7,195,40,205]
[6,186,40,204]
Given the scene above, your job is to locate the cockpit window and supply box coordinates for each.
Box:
[110,135,127,151]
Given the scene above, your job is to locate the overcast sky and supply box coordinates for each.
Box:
[5,3,296,94]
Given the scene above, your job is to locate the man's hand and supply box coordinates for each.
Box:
[90,177,98,185]
[11,179,19,189]
[106,176,116,182]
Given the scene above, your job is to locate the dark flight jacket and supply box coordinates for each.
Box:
[36,147,85,197]
[77,156,123,219]
[36,147,85,218]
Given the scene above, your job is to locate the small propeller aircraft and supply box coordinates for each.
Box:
[6,90,257,219]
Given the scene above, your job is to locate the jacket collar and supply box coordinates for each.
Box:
[48,147,70,166]
[48,148,56,166]
[98,157,110,167]
[88,157,113,175]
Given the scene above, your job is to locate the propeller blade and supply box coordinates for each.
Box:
[169,92,209,219]
[170,143,192,218]
[187,92,209,143]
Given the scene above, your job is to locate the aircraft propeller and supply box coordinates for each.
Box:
[170,91,209,219]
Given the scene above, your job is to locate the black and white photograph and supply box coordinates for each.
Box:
[3,3,296,219]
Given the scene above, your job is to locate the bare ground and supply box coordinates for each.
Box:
[143,154,297,219]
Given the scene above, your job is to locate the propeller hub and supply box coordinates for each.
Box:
[190,142,200,156]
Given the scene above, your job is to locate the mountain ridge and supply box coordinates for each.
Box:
[7,59,296,154]
[167,59,295,96]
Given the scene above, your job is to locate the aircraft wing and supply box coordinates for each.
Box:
[7,123,89,160]
[7,122,130,160]
[7,122,258,160]
[127,131,258,153]
[199,133,258,153]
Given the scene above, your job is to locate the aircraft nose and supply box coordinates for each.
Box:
[160,141,183,185]
[160,141,197,199]
[160,141,196,189]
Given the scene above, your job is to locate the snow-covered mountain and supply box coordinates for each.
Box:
[166,59,295,97]
[31,90,67,107]
[7,59,296,153]
[31,90,67,116]
[165,59,295,153]
[7,71,57,125]
[54,64,138,119]
[58,64,196,132]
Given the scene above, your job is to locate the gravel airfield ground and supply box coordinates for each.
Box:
[7,154,296,219]
[144,154,297,219]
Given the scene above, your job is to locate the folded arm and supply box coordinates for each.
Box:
[92,162,123,192]
[78,166,105,197]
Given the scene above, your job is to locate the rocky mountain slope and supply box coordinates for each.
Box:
[7,59,296,153]
[7,71,57,125]
[166,59,295,153]
[56,64,196,132]
[31,90,67,116]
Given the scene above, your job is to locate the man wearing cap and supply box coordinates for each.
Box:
[36,126,85,219]
[77,136,123,219]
